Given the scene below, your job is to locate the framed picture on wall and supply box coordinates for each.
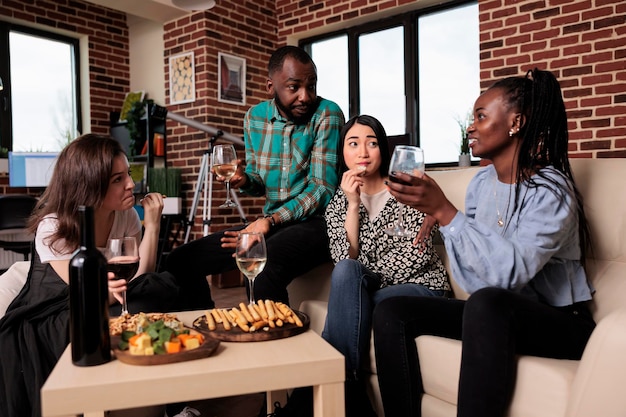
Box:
[218,52,246,106]
[169,52,195,105]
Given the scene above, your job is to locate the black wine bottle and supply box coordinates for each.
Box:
[69,205,111,366]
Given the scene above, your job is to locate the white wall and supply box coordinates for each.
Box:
[128,15,166,106]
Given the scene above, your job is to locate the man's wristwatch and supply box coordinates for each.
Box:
[264,214,276,227]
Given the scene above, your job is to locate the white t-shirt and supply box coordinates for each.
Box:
[35,210,142,262]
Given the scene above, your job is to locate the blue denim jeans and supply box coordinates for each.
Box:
[321,258,445,378]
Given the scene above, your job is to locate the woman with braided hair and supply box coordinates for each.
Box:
[373,68,595,417]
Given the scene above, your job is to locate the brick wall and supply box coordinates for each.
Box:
[2,0,624,235]
[275,0,626,159]
[477,0,626,158]
[164,1,276,239]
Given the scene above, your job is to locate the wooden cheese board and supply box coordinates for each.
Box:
[111,327,220,366]
[193,310,310,342]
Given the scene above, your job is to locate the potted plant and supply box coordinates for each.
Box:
[125,98,154,159]
[456,111,472,167]
[148,167,182,214]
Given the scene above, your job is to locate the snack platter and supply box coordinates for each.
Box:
[193,300,310,342]
[110,312,219,366]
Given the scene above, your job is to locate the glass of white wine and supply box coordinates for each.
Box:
[384,145,425,237]
[213,144,238,208]
[235,232,267,306]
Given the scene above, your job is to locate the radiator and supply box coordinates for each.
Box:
[0,231,33,270]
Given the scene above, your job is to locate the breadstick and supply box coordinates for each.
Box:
[247,304,262,321]
[204,310,217,331]
[210,308,223,323]
[292,311,303,327]
[267,319,276,328]
[277,302,303,327]
[231,307,248,325]
[238,302,255,323]
[276,302,291,318]
[275,318,284,327]
[250,320,268,332]
[271,300,286,320]
[257,299,269,319]
[236,318,250,332]
[219,309,233,330]
[265,299,276,321]
[252,304,264,319]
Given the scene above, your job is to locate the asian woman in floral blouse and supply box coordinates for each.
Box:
[322,114,449,417]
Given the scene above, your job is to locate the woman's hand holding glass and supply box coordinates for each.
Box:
[385,146,425,236]
[386,170,459,228]
[105,237,139,315]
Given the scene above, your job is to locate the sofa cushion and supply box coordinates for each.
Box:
[0,261,29,318]
[417,335,579,417]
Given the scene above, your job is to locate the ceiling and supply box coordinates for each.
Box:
[85,0,191,23]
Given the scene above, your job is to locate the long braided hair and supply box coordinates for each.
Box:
[490,68,591,263]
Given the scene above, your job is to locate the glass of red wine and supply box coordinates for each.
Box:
[384,146,425,237]
[105,237,139,316]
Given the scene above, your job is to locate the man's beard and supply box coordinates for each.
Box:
[274,94,319,125]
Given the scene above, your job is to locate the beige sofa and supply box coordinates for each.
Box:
[288,158,626,417]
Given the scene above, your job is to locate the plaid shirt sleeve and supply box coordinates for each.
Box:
[241,98,344,222]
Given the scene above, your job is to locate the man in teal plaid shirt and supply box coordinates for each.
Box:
[166,45,345,305]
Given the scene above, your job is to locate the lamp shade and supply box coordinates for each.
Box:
[171,0,216,11]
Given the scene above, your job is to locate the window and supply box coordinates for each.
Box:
[302,1,479,165]
[0,23,81,153]
[311,35,349,117]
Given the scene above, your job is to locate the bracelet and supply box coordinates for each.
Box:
[264,215,276,227]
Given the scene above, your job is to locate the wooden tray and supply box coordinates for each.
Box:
[193,311,310,342]
[111,328,220,366]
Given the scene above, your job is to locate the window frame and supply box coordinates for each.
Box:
[300,0,477,167]
[0,22,82,152]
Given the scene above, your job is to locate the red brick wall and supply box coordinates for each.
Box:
[2,0,624,234]
[164,1,276,239]
[477,0,626,158]
[275,0,626,159]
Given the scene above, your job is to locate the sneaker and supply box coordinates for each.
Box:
[172,406,201,417]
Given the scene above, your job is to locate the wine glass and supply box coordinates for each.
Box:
[213,144,238,208]
[235,232,267,306]
[385,145,425,237]
[105,237,139,315]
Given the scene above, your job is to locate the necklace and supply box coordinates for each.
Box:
[493,176,511,228]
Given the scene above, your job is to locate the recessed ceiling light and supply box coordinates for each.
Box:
[171,0,216,11]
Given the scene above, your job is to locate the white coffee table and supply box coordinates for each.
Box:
[41,310,345,417]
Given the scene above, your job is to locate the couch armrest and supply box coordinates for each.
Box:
[287,262,334,309]
[566,308,626,417]
[0,261,29,318]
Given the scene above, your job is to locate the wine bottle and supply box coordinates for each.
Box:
[69,206,111,366]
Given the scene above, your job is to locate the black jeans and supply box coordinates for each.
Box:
[372,287,596,417]
[165,216,331,304]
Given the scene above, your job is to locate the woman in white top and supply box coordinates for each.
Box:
[0,134,212,417]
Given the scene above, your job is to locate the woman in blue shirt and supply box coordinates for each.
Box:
[373,68,595,417]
